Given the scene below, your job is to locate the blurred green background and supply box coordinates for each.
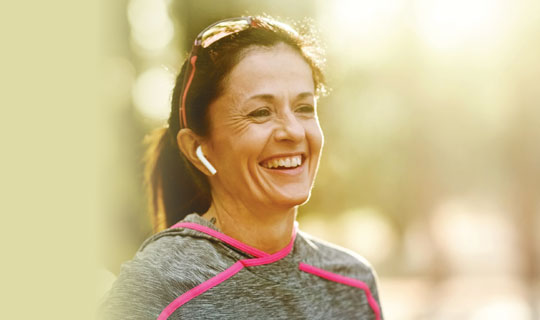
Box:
[99,0,540,319]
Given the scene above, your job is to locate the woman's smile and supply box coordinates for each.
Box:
[259,153,304,169]
[259,153,307,180]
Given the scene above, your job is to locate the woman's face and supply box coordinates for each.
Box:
[204,43,323,211]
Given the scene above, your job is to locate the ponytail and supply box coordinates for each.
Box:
[143,127,210,233]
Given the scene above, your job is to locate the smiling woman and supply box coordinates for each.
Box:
[196,43,324,245]
[99,16,383,320]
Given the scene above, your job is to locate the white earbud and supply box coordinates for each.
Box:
[196,145,217,175]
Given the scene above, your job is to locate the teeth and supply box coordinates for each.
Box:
[262,155,302,169]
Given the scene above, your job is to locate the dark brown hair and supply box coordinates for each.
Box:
[144,16,326,232]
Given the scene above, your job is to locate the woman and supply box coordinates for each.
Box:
[100,16,383,319]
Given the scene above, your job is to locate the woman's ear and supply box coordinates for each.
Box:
[176,129,216,176]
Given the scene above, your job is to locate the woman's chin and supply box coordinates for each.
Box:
[268,189,311,209]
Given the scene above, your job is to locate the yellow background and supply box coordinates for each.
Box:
[1,1,100,319]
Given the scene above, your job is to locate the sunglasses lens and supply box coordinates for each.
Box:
[200,19,251,48]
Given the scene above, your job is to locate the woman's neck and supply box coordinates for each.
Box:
[202,199,296,254]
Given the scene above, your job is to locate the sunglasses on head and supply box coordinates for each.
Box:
[179,16,298,129]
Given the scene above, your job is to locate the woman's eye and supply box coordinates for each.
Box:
[248,108,271,118]
[295,105,315,114]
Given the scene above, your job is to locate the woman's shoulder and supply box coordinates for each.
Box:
[296,229,377,279]
[137,214,238,269]
[98,221,235,319]
[296,230,384,319]
[139,225,220,260]
[123,224,236,283]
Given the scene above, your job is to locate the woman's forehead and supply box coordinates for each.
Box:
[222,44,315,99]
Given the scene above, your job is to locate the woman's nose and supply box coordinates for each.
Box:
[274,110,305,143]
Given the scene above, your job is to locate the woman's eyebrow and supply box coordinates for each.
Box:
[296,92,314,100]
[245,94,275,102]
[246,92,314,102]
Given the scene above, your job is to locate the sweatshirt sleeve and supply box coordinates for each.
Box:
[96,234,205,320]
[97,232,227,320]
[97,255,174,320]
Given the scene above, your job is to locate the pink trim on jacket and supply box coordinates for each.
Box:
[170,222,269,258]
[159,223,381,319]
[157,261,244,320]
[157,222,297,319]
[298,262,381,320]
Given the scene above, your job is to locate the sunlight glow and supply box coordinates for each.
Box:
[338,208,397,264]
[430,199,521,274]
[414,0,507,51]
[319,0,405,62]
[127,0,174,51]
[471,298,532,320]
[132,67,174,120]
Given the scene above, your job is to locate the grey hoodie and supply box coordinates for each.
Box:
[99,214,383,319]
